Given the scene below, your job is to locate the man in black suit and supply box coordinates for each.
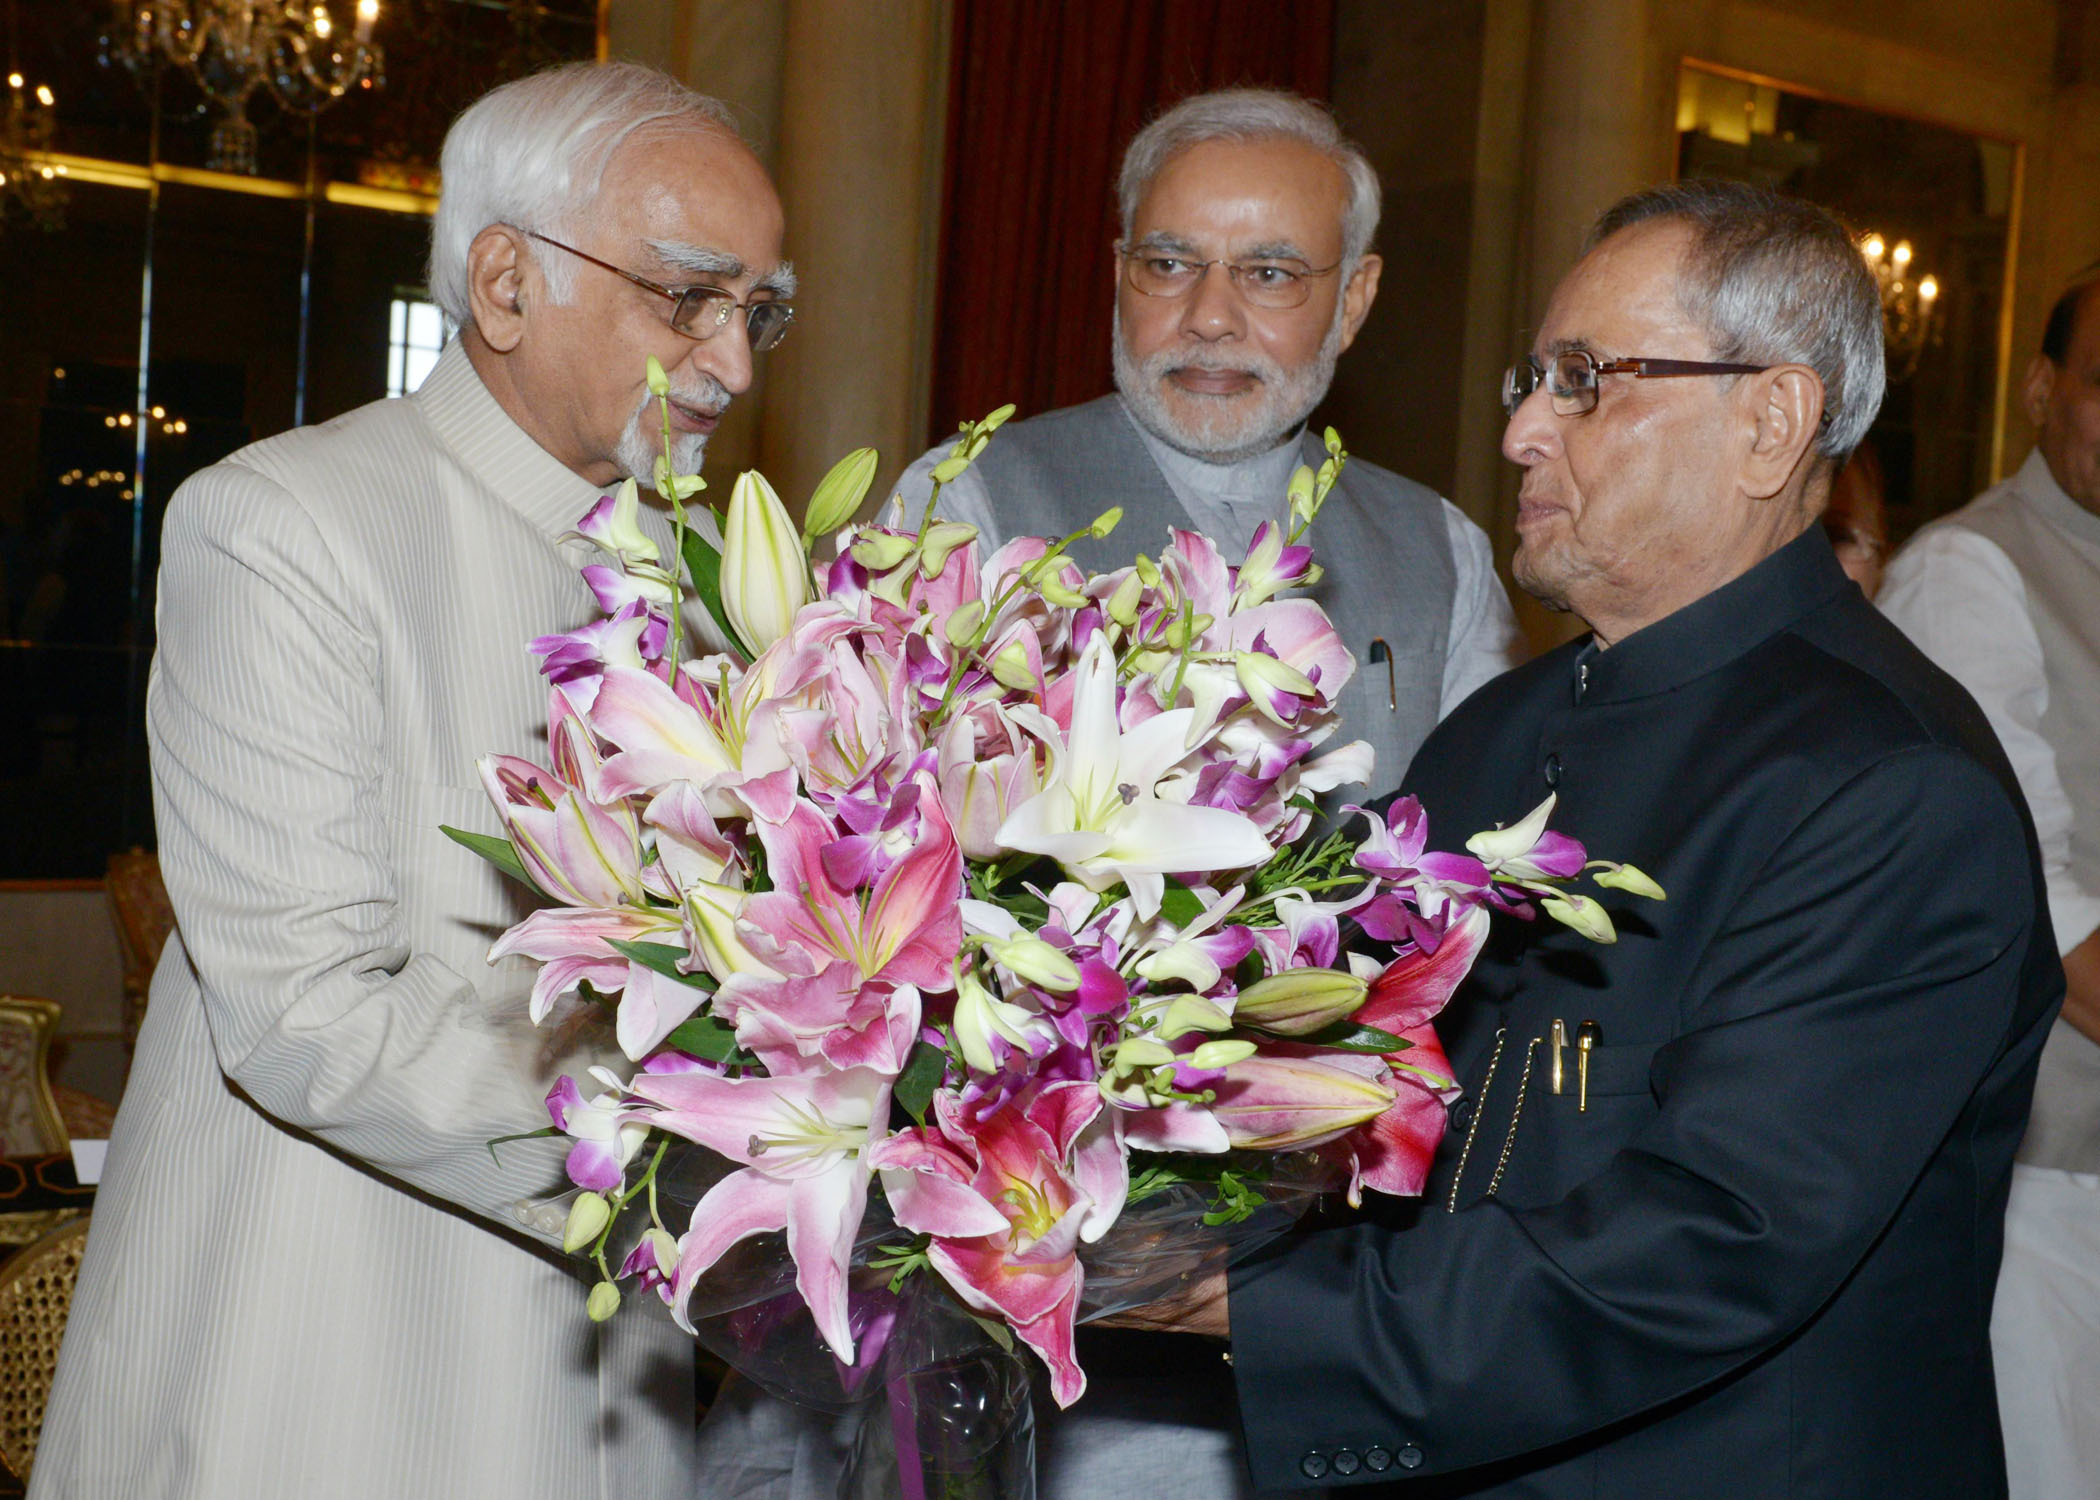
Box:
[1119,180,2064,1497]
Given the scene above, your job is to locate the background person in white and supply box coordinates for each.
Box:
[33,63,792,1500]
[1879,270,2100,1500]
[895,90,1522,773]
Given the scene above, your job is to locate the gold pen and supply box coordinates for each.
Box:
[1550,1019,1568,1094]
[1576,1020,1600,1112]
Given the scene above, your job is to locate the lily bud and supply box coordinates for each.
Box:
[1157,994,1233,1040]
[988,638,1038,693]
[1189,1038,1257,1070]
[850,530,918,572]
[1594,863,1665,901]
[1109,1038,1178,1072]
[930,454,972,485]
[1324,425,1345,459]
[645,355,671,396]
[1213,1054,1395,1149]
[1089,506,1124,538]
[1105,571,1145,628]
[1134,553,1161,588]
[805,447,879,539]
[1542,891,1617,943]
[563,1191,613,1253]
[988,934,1081,992]
[943,599,987,647]
[1234,967,1368,1036]
[722,470,811,651]
[586,1280,623,1322]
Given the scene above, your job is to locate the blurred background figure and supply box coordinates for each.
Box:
[1823,438,1889,597]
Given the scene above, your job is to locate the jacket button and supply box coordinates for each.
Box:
[1543,752,1562,787]
[1364,1446,1393,1472]
[1448,1095,1474,1130]
[1332,1450,1361,1476]
[1398,1444,1425,1470]
[1300,1451,1331,1480]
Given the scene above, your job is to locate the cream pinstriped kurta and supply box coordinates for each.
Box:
[34,341,694,1499]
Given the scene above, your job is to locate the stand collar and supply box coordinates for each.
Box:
[412,339,605,542]
[1575,525,1852,705]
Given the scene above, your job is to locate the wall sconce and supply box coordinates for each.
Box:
[1859,232,1940,381]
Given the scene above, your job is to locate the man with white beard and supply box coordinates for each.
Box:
[896,88,1521,794]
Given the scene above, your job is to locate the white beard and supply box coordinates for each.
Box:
[613,375,729,481]
[1112,299,1346,463]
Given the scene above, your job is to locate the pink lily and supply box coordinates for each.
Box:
[871,1082,1122,1406]
[629,1064,893,1361]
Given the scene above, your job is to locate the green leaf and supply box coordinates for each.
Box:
[680,527,755,659]
[893,1040,948,1125]
[1157,875,1205,929]
[1296,1020,1411,1054]
[1200,1170,1267,1227]
[965,1312,1016,1353]
[662,1013,744,1062]
[442,825,538,892]
[605,938,717,990]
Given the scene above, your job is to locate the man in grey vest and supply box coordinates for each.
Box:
[1881,270,2100,1499]
[896,88,1521,796]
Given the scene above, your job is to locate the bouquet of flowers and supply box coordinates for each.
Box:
[449,361,1657,1484]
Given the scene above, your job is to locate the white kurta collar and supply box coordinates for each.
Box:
[413,338,605,543]
[2012,447,2100,549]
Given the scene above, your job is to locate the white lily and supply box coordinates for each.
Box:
[996,638,1272,918]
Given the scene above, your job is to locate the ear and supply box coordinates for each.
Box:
[1740,364,1823,501]
[2021,352,2056,430]
[1334,253,1383,355]
[466,225,533,354]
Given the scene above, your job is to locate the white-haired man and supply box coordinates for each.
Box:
[34,62,792,1500]
[896,88,1521,792]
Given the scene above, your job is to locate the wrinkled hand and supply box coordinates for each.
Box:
[1092,1268,1230,1339]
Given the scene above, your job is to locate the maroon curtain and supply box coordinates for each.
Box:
[928,0,1336,445]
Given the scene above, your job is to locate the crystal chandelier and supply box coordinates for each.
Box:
[1859,232,1941,382]
[0,69,65,229]
[107,1,385,174]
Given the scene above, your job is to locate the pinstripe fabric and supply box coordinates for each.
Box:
[33,341,694,1500]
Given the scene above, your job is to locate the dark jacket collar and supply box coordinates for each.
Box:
[1577,525,1853,705]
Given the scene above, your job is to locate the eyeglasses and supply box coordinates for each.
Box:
[1501,349,1769,418]
[1115,243,1342,310]
[527,231,795,352]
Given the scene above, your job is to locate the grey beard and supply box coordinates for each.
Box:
[1112,301,1346,464]
[614,379,728,482]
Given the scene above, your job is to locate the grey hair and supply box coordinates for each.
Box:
[1117,88,1381,266]
[429,61,740,328]
[1588,180,1885,460]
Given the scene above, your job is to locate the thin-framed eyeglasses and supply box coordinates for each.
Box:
[526,231,795,352]
[1115,242,1343,310]
[1501,349,1769,418]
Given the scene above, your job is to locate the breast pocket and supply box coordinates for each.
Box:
[1494,1037,1662,1209]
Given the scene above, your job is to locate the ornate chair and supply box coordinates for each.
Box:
[0,1000,65,1160]
[105,848,175,1053]
[0,1214,92,1484]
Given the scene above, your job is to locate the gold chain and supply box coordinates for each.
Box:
[1445,1027,1506,1214]
[1484,1038,1540,1200]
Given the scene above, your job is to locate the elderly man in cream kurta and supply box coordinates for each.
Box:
[35,64,791,1499]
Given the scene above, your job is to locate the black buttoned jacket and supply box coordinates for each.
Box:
[1229,529,2064,1497]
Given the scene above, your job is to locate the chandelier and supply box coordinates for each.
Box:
[1859,232,1941,382]
[0,69,66,229]
[106,1,385,174]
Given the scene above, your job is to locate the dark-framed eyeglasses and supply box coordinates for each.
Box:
[1115,242,1343,310]
[526,231,795,352]
[1501,349,1769,418]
